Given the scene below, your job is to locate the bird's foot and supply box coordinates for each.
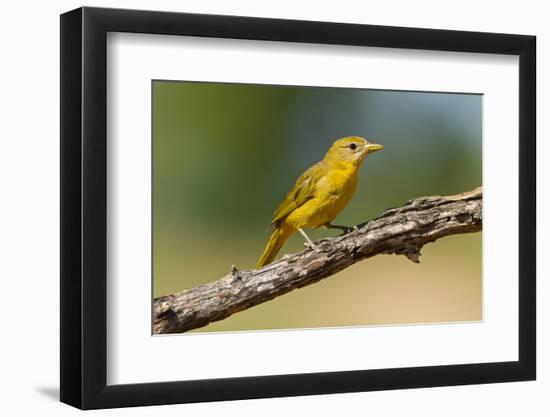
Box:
[339,226,357,235]
[303,241,320,250]
[325,223,358,235]
[298,228,319,250]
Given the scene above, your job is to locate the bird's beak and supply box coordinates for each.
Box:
[365,143,384,154]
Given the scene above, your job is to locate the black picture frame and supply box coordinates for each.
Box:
[60,6,536,410]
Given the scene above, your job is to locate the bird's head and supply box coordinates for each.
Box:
[324,136,384,166]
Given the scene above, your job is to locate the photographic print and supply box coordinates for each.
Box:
[61,8,535,408]
[152,80,482,334]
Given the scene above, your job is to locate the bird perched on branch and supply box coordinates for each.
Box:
[256,136,384,268]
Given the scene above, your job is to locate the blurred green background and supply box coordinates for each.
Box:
[152,80,482,333]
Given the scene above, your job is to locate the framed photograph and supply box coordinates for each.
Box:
[60,6,536,409]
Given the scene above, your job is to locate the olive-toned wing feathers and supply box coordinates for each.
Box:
[270,162,323,227]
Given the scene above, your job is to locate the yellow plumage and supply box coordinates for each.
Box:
[256,136,383,268]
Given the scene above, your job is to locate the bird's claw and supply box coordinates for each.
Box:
[303,241,319,250]
[338,225,358,235]
[326,223,358,235]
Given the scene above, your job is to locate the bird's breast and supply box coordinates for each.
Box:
[316,168,358,196]
[285,168,359,229]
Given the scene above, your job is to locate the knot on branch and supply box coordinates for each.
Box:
[230,264,242,282]
[394,246,422,263]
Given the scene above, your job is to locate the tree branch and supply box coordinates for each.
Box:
[153,187,482,334]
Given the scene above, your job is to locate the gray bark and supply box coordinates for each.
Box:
[154,187,482,334]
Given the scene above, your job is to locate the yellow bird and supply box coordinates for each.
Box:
[256,136,384,268]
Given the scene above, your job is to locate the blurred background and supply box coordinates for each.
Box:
[152,80,482,333]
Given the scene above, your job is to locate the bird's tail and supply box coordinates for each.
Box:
[256,224,294,268]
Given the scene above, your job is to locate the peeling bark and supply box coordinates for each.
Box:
[153,187,482,334]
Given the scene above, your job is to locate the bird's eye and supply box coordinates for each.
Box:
[349,143,357,150]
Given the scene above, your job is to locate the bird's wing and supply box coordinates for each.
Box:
[270,162,323,227]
